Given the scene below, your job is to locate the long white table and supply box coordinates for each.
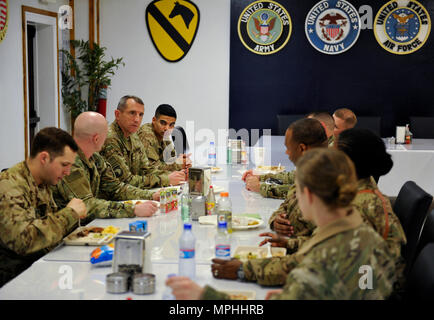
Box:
[0,164,283,300]
[254,135,434,198]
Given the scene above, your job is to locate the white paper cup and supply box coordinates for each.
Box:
[254,147,265,166]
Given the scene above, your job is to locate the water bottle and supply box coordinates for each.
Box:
[181,182,190,223]
[179,223,196,279]
[162,273,176,300]
[215,221,231,260]
[208,141,216,167]
[217,192,232,233]
[226,138,232,164]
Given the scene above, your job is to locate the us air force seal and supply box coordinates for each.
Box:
[238,0,292,55]
[373,0,431,55]
[305,0,361,55]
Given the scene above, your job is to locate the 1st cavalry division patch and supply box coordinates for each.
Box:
[238,0,292,55]
[305,0,361,55]
[0,0,8,43]
[373,0,431,55]
[146,0,200,62]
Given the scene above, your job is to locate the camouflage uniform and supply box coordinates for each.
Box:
[201,210,396,299]
[137,123,182,171]
[258,137,333,199]
[52,149,154,222]
[100,121,170,189]
[0,162,79,287]
[268,183,316,254]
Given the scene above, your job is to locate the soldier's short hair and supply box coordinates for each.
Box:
[296,148,358,208]
[155,104,177,119]
[30,127,78,160]
[337,128,393,180]
[117,95,144,111]
[288,118,328,148]
[333,108,357,127]
[306,111,335,134]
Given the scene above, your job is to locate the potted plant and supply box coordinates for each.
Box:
[61,40,124,122]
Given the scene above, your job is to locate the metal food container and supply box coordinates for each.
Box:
[106,272,129,294]
[190,195,206,221]
[188,167,211,196]
[112,231,151,274]
[132,273,155,295]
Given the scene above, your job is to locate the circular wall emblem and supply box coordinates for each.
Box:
[373,0,431,55]
[0,0,8,43]
[305,0,361,55]
[238,0,292,55]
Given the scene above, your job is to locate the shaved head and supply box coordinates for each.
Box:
[74,112,108,139]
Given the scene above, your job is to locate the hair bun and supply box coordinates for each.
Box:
[335,174,357,207]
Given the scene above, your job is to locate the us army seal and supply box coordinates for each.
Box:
[238,0,292,55]
[305,0,361,55]
[373,0,431,55]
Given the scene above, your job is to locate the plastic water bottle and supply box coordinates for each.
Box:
[162,273,176,300]
[181,182,190,222]
[208,141,216,166]
[217,192,232,233]
[179,223,196,279]
[215,221,231,260]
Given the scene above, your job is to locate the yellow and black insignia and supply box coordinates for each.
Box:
[0,0,8,44]
[146,0,200,62]
[238,0,292,55]
[373,0,431,55]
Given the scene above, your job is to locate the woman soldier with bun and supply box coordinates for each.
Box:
[166,148,397,300]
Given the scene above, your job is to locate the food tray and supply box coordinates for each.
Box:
[63,226,120,246]
[232,245,286,261]
[253,165,285,175]
[221,290,256,300]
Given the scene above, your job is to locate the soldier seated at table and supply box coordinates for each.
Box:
[333,107,357,138]
[100,96,186,189]
[210,127,406,294]
[137,103,191,171]
[166,149,397,300]
[0,127,87,287]
[243,112,335,199]
[52,111,159,223]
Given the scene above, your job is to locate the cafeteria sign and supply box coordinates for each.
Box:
[0,0,8,43]
[238,0,292,55]
[373,0,431,55]
[146,0,200,62]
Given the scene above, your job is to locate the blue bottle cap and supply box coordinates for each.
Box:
[218,221,227,229]
[183,222,192,230]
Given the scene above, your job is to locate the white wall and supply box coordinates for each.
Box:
[99,0,231,164]
[0,0,67,170]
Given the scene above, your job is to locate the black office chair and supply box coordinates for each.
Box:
[410,116,434,139]
[393,181,433,275]
[355,116,381,136]
[171,126,189,154]
[415,209,434,258]
[276,114,305,135]
[405,243,434,300]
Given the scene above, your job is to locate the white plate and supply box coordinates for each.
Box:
[198,215,263,230]
[232,245,286,261]
[122,200,160,207]
[253,165,285,175]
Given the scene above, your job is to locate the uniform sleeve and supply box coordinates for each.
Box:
[0,182,79,255]
[146,141,183,172]
[201,285,231,300]
[53,166,137,220]
[101,142,170,188]
[243,254,299,286]
[259,171,295,199]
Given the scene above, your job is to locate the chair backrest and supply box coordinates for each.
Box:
[409,116,434,139]
[415,209,434,258]
[405,242,434,300]
[355,116,381,136]
[276,114,305,135]
[393,181,433,274]
[171,126,188,154]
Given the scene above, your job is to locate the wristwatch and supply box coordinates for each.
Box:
[237,264,245,281]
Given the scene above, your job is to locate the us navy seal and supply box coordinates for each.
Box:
[305,0,361,55]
